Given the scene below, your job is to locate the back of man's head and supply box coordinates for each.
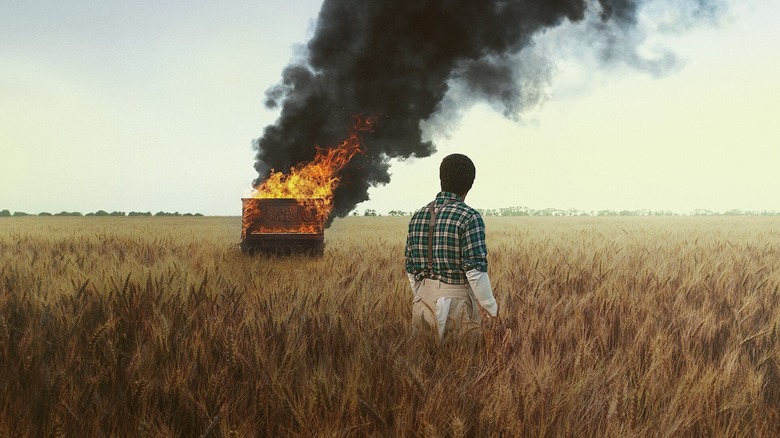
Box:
[440,153,476,196]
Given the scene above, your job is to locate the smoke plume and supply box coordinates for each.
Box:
[253,0,725,219]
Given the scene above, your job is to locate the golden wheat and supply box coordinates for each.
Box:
[1,215,779,436]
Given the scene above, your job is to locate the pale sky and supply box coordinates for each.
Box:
[2,0,779,216]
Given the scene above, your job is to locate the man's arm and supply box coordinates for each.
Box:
[405,224,420,296]
[466,269,497,317]
[407,272,419,296]
[461,213,498,317]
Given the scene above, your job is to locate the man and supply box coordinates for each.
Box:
[405,153,498,341]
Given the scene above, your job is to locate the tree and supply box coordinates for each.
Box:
[0,210,10,217]
[363,209,377,217]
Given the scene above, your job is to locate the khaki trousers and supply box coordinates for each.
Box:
[411,279,481,341]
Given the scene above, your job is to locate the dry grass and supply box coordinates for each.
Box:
[1,215,780,436]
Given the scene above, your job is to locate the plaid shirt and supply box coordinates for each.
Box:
[405,191,488,284]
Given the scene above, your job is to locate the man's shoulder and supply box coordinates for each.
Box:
[407,205,429,231]
[409,205,428,221]
[407,198,482,223]
[449,200,482,221]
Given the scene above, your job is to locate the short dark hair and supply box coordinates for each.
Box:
[439,153,476,195]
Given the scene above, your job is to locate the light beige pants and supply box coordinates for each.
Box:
[411,279,481,341]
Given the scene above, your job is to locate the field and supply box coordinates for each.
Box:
[1,215,780,436]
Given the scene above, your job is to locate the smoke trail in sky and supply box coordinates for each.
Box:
[253,0,725,218]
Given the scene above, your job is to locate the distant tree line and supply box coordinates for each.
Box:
[351,209,382,216]
[478,207,780,217]
[4,207,780,219]
[347,207,780,217]
[0,209,203,217]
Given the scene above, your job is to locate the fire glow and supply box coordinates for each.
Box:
[242,116,375,238]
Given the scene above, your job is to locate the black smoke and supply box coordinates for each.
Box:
[253,0,724,219]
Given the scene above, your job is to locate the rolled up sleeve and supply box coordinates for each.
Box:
[460,214,488,273]
[404,233,414,274]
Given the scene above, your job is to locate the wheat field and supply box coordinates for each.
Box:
[1,215,780,436]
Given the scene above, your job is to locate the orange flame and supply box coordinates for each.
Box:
[250,116,375,222]
[241,198,325,237]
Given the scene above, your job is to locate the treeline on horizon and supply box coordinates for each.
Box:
[0,209,203,217]
[382,207,780,217]
[3,208,780,219]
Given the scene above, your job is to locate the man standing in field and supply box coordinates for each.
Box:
[405,153,498,341]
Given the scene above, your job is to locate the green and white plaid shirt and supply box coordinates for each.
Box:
[405,191,488,284]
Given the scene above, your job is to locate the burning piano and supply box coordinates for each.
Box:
[241,117,375,255]
[240,198,325,255]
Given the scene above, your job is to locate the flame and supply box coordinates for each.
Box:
[244,116,375,235]
[241,198,324,237]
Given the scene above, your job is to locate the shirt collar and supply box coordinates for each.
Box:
[436,191,462,202]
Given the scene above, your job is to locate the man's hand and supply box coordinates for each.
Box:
[466,269,497,317]
[407,272,420,296]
